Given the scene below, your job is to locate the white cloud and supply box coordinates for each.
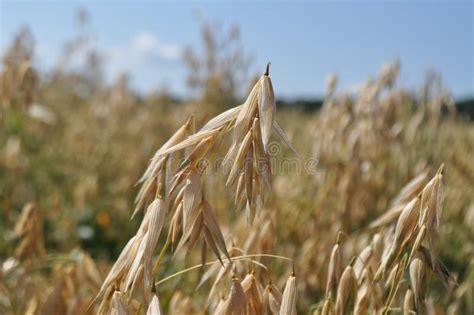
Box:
[11,31,183,94]
[132,32,181,60]
[101,32,183,93]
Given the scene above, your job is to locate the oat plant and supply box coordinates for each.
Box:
[91,64,298,314]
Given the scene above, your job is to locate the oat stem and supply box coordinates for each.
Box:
[155,254,292,286]
[153,238,171,275]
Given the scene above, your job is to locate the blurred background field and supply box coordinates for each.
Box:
[1,2,473,314]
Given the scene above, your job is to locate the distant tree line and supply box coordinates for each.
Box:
[277,97,474,120]
[456,98,474,119]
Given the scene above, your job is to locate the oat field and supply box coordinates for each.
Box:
[1,23,473,315]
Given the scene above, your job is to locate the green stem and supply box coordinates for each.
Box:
[153,238,171,275]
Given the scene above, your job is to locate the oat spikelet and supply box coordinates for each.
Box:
[335,262,357,315]
[200,105,242,132]
[241,272,263,315]
[215,296,228,315]
[125,197,166,296]
[353,245,372,281]
[280,273,297,315]
[147,294,163,315]
[91,235,140,308]
[111,291,128,315]
[202,200,231,262]
[258,63,276,153]
[403,289,415,315]
[377,196,420,279]
[134,117,193,217]
[263,281,282,315]
[391,170,429,206]
[326,241,342,299]
[369,204,405,229]
[353,283,369,315]
[13,202,45,258]
[385,254,408,311]
[419,165,444,268]
[321,297,334,315]
[225,276,248,315]
[408,224,427,263]
[206,261,234,303]
[409,257,427,311]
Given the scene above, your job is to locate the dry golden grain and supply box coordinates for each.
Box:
[225,276,248,315]
[353,284,369,315]
[410,257,427,310]
[147,294,163,315]
[241,272,263,315]
[403,289,415,315]
[326,242,342,299]
[335,264,357,315]
[111,291,127,315]
[280,273,297,315]
[258,68,276,153]
[263,281,282,315]
[321,298,333,315]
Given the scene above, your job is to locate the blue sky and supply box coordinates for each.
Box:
[1,1,473,99]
